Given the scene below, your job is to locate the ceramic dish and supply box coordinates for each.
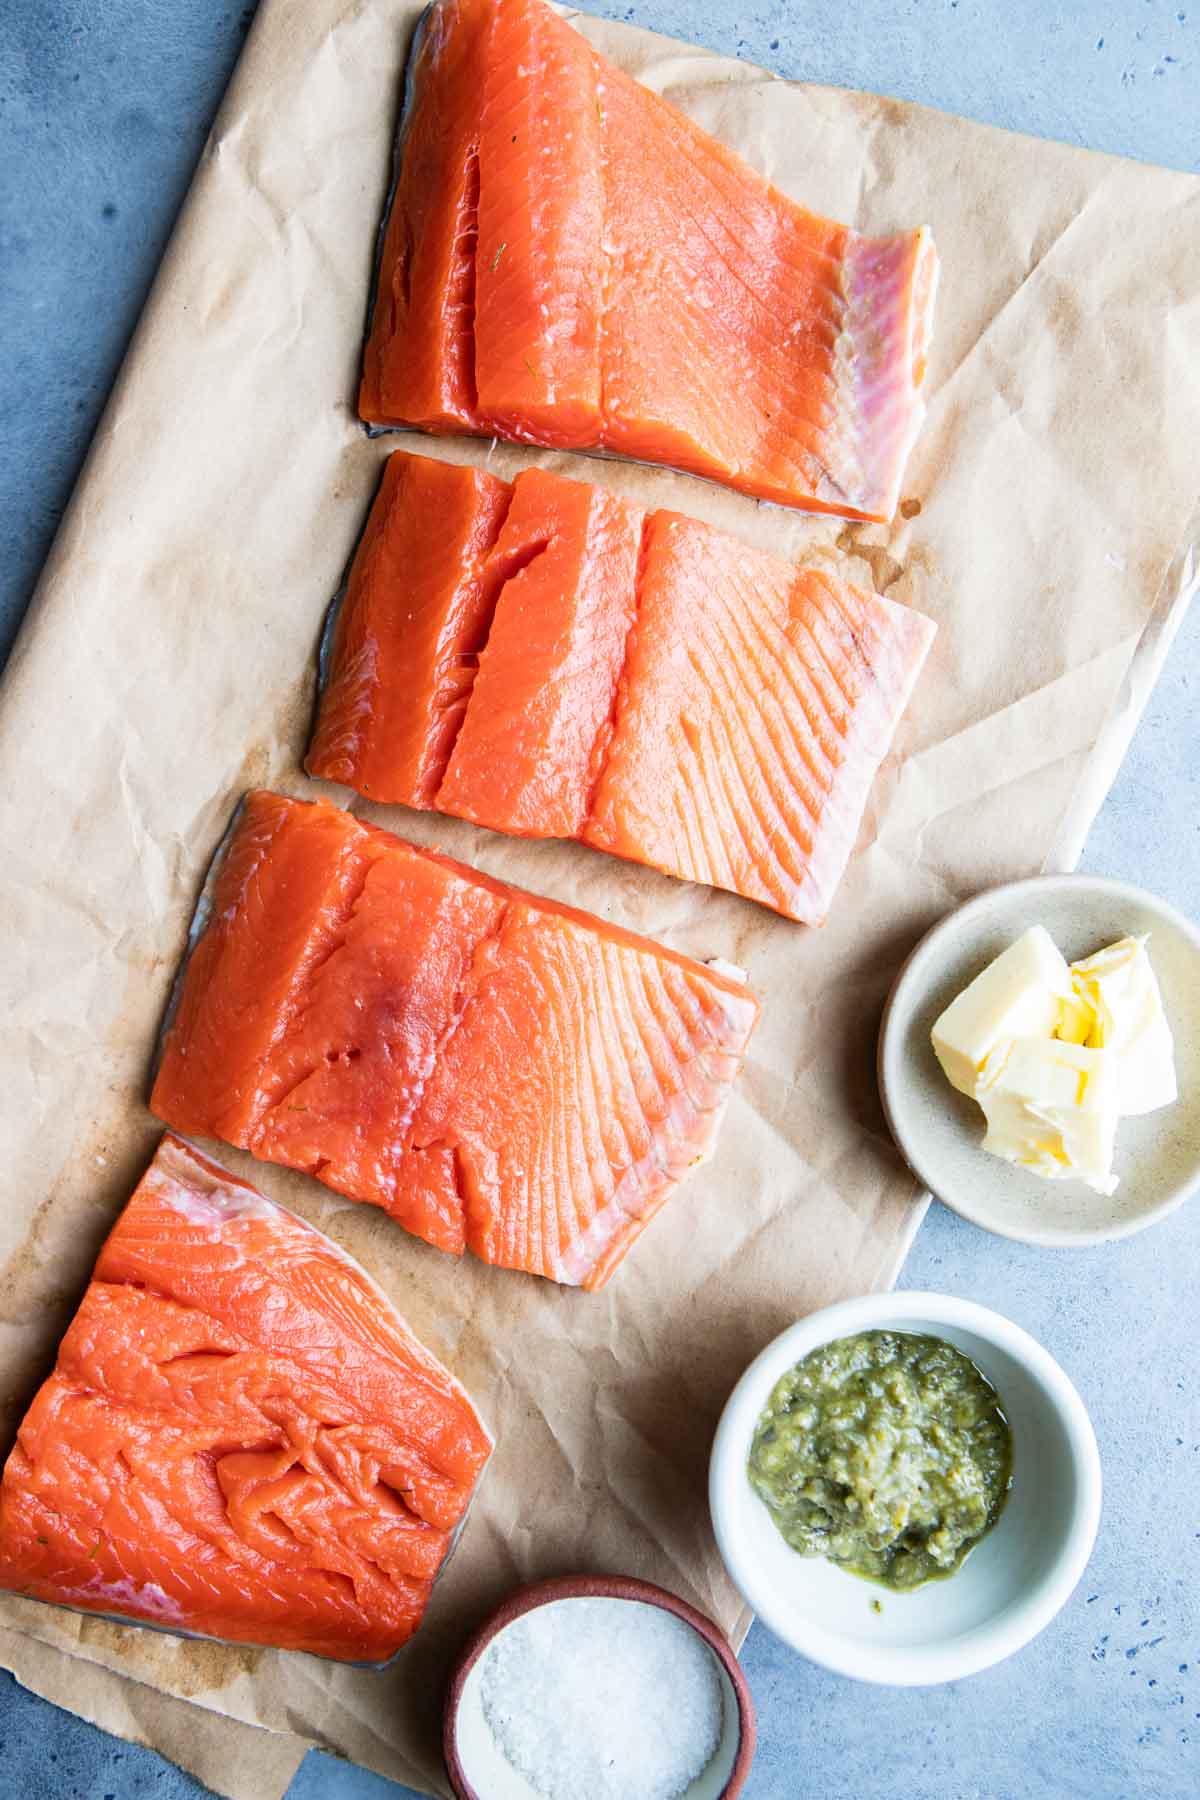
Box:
[709,1292,1101,1686]
[443,1574,755,1799]
[878,874,1200,1246]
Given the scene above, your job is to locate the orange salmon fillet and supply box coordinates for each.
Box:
[310,454,511,807]
[151,793,759,1289]
[435,465,644,839]
[308,454,936,925]
[360,0,939,521]
[0,1135,491,1662]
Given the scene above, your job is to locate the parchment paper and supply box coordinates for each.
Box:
[2,2,1198,1796]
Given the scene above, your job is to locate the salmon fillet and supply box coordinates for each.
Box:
[311,454,511,807]
[360,0,939,521]
[308,454,936,924]
[0,1135,491,1662]
[435,464,644,839]
[151,792,759,1289]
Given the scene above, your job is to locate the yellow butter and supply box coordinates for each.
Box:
[1055,991,1095,1045]
[976,1036,1120,1196]
[1069,935,1176,1116]
[931,926,1074,1097]
[930,926,1177,1197]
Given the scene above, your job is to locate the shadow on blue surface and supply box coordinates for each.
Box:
[0,0,257,666]
[0,1667,212,1799]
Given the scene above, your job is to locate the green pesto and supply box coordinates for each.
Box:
[747,1330,1012,1591]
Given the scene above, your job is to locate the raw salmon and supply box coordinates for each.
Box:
[312,453,512,809]
[0,1135,491,1662]
[360,0,939,521]
[151,792,759,1289]
[308,454,936,925]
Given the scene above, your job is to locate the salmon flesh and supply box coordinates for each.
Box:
[0,1135,492,1662]
[151,792,760,1289]
[308,454,937,924]
[360,0,939,520]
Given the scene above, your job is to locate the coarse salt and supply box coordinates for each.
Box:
[479,1596,725,1800]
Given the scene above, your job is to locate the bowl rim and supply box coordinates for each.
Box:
[442,1572,757,1800]
[708,1290,1102,1687]
[877,872,1200,1247]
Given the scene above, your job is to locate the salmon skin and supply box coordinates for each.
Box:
[151,792,759,1290]
[360,0,939,522]
[0,1135,491,1664]
[308,454,937,925]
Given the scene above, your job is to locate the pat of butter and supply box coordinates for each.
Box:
[1070,936,1177,1117]
[976,1037,1120,1196]
[1055,991,1095,1046]
[931,926,1075,1097]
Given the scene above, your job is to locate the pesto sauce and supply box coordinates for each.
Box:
[747,1329,1013,1591]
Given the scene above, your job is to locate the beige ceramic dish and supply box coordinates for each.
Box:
[443,1574,755,1800]
[878,874,1200,1246]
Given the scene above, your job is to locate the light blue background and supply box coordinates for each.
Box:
[1,3,1197,1797]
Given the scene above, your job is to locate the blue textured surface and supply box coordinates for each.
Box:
[1,3,1198,1798]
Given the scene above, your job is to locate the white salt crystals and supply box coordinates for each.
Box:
[478,1596,726,1800]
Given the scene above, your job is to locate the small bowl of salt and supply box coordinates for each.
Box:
[443,1574,755,1800]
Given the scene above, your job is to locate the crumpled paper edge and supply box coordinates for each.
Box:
[1043,496,1200,874]
[0,1623,309,1800]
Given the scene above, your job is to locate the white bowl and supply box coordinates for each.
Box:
[878,874,1200,1246]
[709,1292,1101,1686]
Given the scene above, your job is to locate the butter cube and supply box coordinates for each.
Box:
[931,926,1075,1098]
[1070,935,1177,1116]
[976,1037,1120,1195]
[1055,991,1096,1045]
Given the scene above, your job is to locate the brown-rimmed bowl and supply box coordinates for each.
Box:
[443,1574,756,1800]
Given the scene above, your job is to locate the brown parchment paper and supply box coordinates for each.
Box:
[2,2,1199,1796]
